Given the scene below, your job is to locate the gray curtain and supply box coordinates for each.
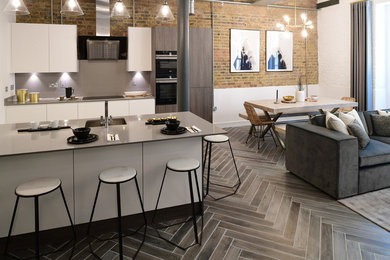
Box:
[351,0,373,111]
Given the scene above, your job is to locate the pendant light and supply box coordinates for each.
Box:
[61,0,84,16]
[3,0,30,15]
[275,0,313,38]
[111,0,130,18]
[156,0,174,22]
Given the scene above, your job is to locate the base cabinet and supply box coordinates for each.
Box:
[5,104,46,124]
[5,99,156,124]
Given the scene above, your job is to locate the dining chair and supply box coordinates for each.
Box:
[339,97,356,112]
[243,102,277,149]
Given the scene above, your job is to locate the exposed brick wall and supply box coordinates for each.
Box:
[17,0,318,89]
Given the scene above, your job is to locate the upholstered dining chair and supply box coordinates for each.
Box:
[243,102,277,149]
[339,97,356,112]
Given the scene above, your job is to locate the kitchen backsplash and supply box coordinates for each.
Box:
[15,60,151,98]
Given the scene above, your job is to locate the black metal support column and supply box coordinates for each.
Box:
[177,0,190,112]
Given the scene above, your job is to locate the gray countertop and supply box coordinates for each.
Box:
[0,112,225,157]
[4,95,155,106]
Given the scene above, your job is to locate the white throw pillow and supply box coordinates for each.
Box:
[326,111,349,135]
[378,110,390,116]
[340,109,366,132]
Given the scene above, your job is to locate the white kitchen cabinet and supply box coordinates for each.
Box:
[127,27,152,71]
[6,104,46,124]
[49,24,78,73]
[78,102,105,119]
[47,103,78,121]
[11,23,50,73]
[108,100,129,117]
[129,99,155,116]
[11,23,78,73]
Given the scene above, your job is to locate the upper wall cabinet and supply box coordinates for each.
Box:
[11,23,78,73]
[11,23,50,73]
[49,24,78,73]
[127,27,152,71]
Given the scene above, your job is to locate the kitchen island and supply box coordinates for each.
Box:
[0,112,225,237]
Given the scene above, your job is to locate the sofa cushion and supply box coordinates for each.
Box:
[371,114,390,136]
[371,135,390,145]
[339,109,366,133]
[326,112,349,135]
[364,109,390,136]
[357,111,369,133]
[310,114,326,127]
[359,139,390,167]
[347,120,370,149]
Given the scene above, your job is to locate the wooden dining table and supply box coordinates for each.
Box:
[245,97,359,149]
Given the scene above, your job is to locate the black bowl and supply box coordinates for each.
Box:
[73,127,91,139]
[165,120,180,131]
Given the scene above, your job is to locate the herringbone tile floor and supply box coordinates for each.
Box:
[9,126,390,259]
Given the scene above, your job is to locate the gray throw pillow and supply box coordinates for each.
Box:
[371,114,390,137]
[347,120,370,149]
[310,114,326,127]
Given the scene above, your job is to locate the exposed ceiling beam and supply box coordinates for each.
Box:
[196,0,318,11]
[317,0,339,9]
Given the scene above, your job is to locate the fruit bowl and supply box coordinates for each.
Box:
[283,96,294,102]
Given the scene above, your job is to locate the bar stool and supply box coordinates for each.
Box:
[152,158,203,250]
[4,177,76,260]
[87,167,147,260]
[203,135,241,200]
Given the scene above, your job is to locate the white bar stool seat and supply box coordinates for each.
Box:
[204,134,229,143]
[15,177,61,197]
[99,167,137,184]
[167,158,200,172]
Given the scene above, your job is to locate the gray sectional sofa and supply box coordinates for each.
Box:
[285,109,390,199]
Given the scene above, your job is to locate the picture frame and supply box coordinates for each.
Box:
[230,29,260,73]
[266,31,293,72]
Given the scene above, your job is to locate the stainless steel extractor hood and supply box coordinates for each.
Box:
[96,0,110,36]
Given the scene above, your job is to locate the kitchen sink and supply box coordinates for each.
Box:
[83,95,124,100]
[85,118,127,128]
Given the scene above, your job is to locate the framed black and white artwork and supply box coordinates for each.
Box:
[230,29,260,73]
[266,31,293,72]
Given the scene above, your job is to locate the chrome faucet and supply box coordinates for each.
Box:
[100,101,113,128]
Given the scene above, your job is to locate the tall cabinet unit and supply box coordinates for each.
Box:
[11,23,78,73]
[152,27,213,122]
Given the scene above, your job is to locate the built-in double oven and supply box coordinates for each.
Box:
[155,51,177,105]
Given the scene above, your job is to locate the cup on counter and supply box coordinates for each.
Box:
[17,89,28,103]
[63,120,69,127]
[31,121,39,130]
[49,120,59,128]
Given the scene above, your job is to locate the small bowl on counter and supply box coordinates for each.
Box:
[72,127,91,140]
[165,120,180,131]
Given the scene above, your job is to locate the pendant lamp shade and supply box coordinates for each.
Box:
[3,0,30,15]
[111,0,130,18]
[61,0,84,16]
[156,1,174,22]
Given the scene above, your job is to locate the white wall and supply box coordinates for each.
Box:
[317,0,353,99]
[0,4,15,124]
[213,84,319,127]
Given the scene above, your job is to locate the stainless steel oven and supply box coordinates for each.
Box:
[156,51,177,79]
[156,79,177,105]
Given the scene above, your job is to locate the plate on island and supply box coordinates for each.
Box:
[67,134,98,145]
[161,127,186,135]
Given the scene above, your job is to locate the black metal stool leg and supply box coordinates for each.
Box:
[59,186,76,239]
[193,169,202,216]
[133,177,147,259]
[206,142,213,197]
[151,166,168,226]
[87,181,101,236]
[34,196,39,260]
[116,184,123,260]
[187,171,199,244]
[4,196,20,257]
[228,140,241,186]
[202,141,209,173]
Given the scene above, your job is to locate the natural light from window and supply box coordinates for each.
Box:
[373,0,390,109]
